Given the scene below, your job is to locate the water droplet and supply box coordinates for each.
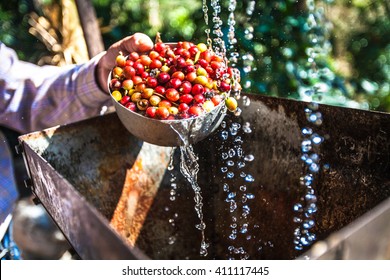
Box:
[221,166,228,173]
[302,127,313,135]
[229,233,237,240]
[223,183,229,192]
[246,193,255,199]
[237,162,246,168]
[221,152,229,160]
[195,222,206,230]
[228,149,236,157]
[227,160,234,166]
[240,224,248,234]
[168,236,176,245]
[293,203,303,212]
[301,139,312,152]
[220,130,229,140]
[240,172,247,178]
[294,217,302,223]
[239,185,247,192]
[243,122,252,133]
[234,136,243,144]
[244,154,254,162]
[309,163,320,172]
[245,174,255,182]
[311,134,323,145]
[227,172,234,179]
[242,96,251,107]
[230,201,237,212]
[303,219,315,229]
[305,194,317,203]
[227,192,236,200]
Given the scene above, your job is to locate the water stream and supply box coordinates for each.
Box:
[164,0,329,258]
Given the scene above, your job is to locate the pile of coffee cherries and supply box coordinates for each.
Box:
[109,40,240,120]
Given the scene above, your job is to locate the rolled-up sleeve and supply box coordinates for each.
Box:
[0,42,111,133]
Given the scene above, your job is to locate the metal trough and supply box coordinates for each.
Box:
[17,94,390,259]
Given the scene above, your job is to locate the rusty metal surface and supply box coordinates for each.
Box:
[18,94,390,259]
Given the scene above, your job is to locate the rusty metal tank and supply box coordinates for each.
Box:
[17,94,390,259]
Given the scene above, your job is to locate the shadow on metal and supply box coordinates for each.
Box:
[18,94,390,259]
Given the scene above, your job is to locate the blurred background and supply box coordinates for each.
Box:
[1,0,389,260]
[0,0,389,112]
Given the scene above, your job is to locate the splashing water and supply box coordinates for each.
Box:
[293,0,329,252]
[218,118,256,260]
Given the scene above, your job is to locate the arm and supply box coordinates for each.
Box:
[0,33,153,133]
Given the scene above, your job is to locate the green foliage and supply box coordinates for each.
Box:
[0,0,389,112]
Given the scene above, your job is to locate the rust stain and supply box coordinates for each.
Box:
[109,159,158,247]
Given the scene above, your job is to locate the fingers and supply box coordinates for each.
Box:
[96,33,153,93]
[110,33,154,56]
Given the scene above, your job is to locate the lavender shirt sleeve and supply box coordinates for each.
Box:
[0,42,111,225]
[0,42,111,133]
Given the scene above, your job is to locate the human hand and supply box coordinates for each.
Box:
[96,33,154,93]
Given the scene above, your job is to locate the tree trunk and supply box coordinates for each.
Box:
[75,0,104,58]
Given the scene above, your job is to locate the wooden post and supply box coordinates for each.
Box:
[75,0,104,58]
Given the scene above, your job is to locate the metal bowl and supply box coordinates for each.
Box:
[108,42,228,146]
[110,93,226,147]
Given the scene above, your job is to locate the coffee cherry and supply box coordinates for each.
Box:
[132,75,143,85]
[112,90,122,101]
[146,77,158,88]
[179,81,192,95]
[141,88,154,99]
[194,94,205,104]
[197,43,207,52]
[157,72,170,84]
[202,100,215,112]
[178,103,189,112]
[116,53,126,67]
[169,78,182,89]
[149,95,161,106]
[120,95,131,105]
[154,42,166,53]
[110,78,121,90]
[125,102,137,111]
[179,94,193,104]
[211,94,223,106]
[155,85,166,95]
[192,84,205,95]
[165,88,180,102]
[112,67,124,78]
[188,105,203,116]
[158,100,172,108]
[219,81,231,92]
[137,99,149,111]
[131,92,142,103]
[225,97,238,112]
[134,62,145,75]
[188,46,199,57]
[150,59,162,69]
[172,71,185,80]
[156,107,170,119]
[168,107,179,115]
[122,79,134,91]
[145,106,157,118]
[110,39,241,121]
[123,66,136,79]
[129,52,139,61]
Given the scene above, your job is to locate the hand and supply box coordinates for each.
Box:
[96,33,154,93]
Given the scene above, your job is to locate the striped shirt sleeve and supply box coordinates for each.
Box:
[0,42,111,133]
